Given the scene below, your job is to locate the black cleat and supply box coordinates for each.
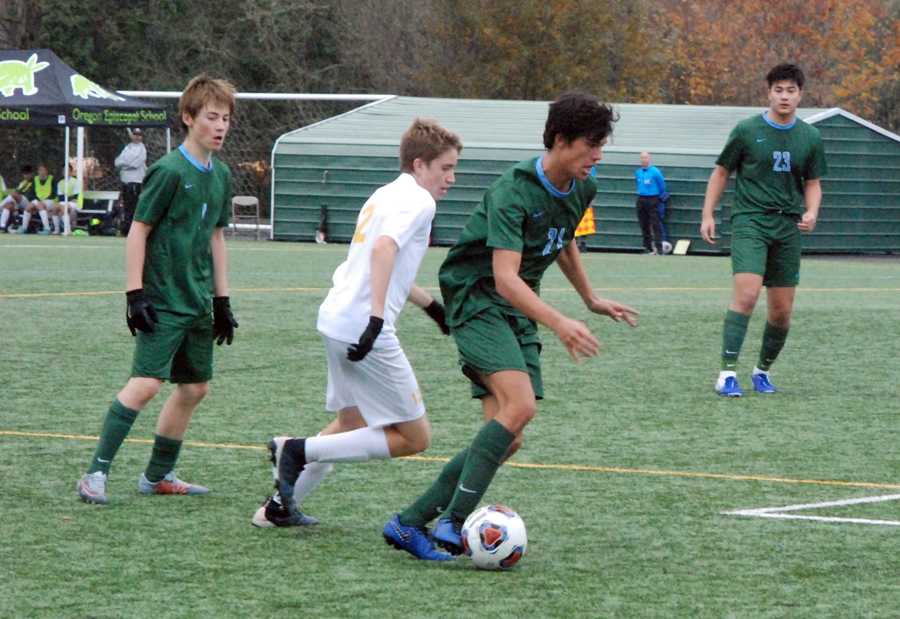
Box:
[268,436,307,502]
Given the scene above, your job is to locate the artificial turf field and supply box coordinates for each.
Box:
[1,235,898,618]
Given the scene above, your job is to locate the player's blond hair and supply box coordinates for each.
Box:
[399,118,462,173]
[178,74,236,132]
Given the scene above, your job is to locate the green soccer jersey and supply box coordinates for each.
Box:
[439,156,597,327]
[717,113,827,217]
[135,146,232,320]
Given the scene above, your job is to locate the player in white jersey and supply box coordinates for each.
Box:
[252,120,462,546]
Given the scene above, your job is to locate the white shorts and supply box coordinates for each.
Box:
[321,334,425,428]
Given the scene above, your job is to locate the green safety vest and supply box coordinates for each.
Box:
[34,175,54,200]
[57,177,83,208]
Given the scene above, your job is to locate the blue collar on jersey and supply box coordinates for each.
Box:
[535,156,575,198]
[179,144,213,172]
[762,111,796,131]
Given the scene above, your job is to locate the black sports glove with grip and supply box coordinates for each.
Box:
[347,316,384,361]
[126,288,159,335]
[213,296,239,345]
[422,300,450,335]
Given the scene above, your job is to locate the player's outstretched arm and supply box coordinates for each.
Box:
[556,241,639,328]
[700,165,730,244]
[493,248,598,362]
[408,285,449,335]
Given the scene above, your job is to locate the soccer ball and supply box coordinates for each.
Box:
[461,504,527,570]
[661,240,673,254]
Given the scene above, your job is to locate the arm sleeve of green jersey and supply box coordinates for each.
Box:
[216,166,232,228]
[134,166,180,226]
[805,132,828,180]
[716,125,744,171]
[485,187,526,252]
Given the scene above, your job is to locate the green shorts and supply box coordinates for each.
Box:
[730,213,802,287]
[131,312,214,383]
[451,306,543,400]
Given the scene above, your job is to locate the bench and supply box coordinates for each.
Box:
[76,190,120,229]
[80,190,120,216]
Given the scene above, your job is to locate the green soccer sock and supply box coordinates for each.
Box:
[721,309,751,370]
[144,434,183,482]
[757,322,789,371]
[398,448,468,528]
[87,399,139,474]
[445,419,516,524]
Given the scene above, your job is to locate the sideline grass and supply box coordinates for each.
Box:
[1,235,899,618]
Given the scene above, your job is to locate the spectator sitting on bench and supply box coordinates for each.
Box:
[22,163,55,235]
[0,165,35,233]
[52,160,82,236]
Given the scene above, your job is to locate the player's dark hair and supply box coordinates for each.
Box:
[20,164,33,174]
[399,118,462,173]
[543,92,617,150]
[179,74,236,132]
[766,63,805,90]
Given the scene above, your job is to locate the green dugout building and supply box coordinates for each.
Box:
[270,96,900,254]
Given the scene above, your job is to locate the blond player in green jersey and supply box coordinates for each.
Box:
[77,75,239,505]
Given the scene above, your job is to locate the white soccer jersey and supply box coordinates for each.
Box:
[317,173,436,348]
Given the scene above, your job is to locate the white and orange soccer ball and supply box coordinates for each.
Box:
[461,504,527,570]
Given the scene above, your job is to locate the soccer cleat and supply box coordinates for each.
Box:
[37,228,50,235]
[268,436,307,501]
[138,471,209,495]
[383,514,454,561]
[77,471,109,505]
[751,370,777,393]
[432,517,465,555]
[251,495,319,528]
[715,375,743,397]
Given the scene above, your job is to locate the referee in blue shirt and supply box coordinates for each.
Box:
[634,151,667,254]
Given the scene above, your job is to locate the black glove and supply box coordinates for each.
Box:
[126,289,158,335]
[213,296,239,345]
[422,300,450,335]
[347,316,384,362]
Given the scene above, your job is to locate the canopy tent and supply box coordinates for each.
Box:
[0,48,167,127]
[0,48,170,208]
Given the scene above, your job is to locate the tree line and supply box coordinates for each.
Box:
[1,0,897,178]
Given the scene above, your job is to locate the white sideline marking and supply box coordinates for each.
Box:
[723,493,900,527]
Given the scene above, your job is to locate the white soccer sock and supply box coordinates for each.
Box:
[52,215,60,231]
[21,211,31,230]
[63,212,71,234]
[293,461,334,504]
[0,209,8,228]
[39,209,49,229]
[305,427,390,463]
[752,366,768,376]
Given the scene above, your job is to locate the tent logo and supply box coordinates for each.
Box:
[70,74,125,102]
[0,53,50,97]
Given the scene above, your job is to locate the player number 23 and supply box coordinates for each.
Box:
[772,151,791,172]
[542,227,566,256]
[352,204,375,243]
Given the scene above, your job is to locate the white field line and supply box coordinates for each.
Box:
[723,493,900,527]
